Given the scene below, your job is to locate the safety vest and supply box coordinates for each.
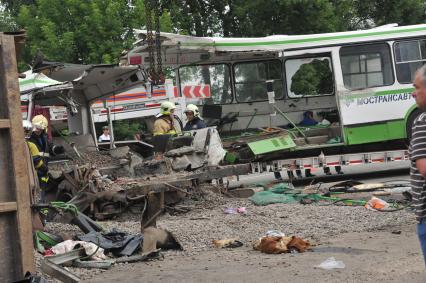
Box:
[26,140,49,189]
[153,116,179,136]
[26,141,44,169]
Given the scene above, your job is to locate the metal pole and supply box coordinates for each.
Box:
[106,106,116,149]
[27,92,34,121]
[273,105,308,143]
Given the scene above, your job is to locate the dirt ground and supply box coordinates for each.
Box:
[38,169,426,283]
[86,227,425,283]
[82,194,425,283]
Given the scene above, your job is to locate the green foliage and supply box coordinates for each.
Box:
[1,0,425,66]
[13,0,172,65]
[291,59,333,96]
[0,8,19,32]
[112,119,145,140]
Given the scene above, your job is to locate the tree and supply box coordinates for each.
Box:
[16,0,172,65]
[291,59,333,96]
[1,0,36,16]
[0,7,19,32]
[167,0,341,37]
[369,0,425,26]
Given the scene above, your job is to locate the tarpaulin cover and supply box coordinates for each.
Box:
[77,229,143,256]
[249,184,303,206]
[249,183,369,206]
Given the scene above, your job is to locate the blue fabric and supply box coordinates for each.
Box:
[183,118,206,131]
[417,220,426,265]
[299,111,317,126]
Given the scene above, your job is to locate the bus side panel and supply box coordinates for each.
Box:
[344,120,405,145]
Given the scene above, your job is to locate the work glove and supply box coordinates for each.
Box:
[52,145,65,155]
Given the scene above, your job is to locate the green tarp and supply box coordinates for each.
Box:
[249,183,303,206]
[249,183,367,206]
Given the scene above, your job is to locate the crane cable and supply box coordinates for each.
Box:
[144,0,163,85]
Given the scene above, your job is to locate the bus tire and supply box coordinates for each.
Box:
[406,108,422,141]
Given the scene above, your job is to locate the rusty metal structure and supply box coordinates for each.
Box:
[0,32,34,281]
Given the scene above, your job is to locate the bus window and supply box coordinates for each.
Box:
[234,60,283,102]
[340,43,393,89]
[179,64,232,104]
[394,39,426,84]
[285,56,334,98]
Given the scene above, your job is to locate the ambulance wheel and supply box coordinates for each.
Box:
[406,108,422,141]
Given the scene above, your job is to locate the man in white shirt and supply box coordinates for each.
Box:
[98,126,111,142]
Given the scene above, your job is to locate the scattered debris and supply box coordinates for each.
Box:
[365,197,390,211]
[212,239,244,249]
[253,235,311,254]
[265,230,286,237]
[224,207,247,214]
[51,240,108,261]
[41,258,81,283]
[13,272,49,283]
[315,257,346,270]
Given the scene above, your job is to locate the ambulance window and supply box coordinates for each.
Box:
[340,43,393,89]
[285,56,334,98]
[234,60,284,102]
[178,64,232,104]
[394,39,426,84]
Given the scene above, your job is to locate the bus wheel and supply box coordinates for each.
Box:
[406,108,422,141]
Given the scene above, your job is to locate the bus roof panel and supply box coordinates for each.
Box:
[133,24,426,53]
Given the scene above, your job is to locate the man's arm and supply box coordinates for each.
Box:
[416,158,426,178]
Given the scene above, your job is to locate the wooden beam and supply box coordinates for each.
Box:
[0,35,34,276]
[0,119,11,129]
[0,202,17,213]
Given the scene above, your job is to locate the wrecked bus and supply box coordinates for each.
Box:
[120,23,426,173]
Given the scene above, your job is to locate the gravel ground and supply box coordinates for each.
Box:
[157,188,416,254]
[35,185,416,281]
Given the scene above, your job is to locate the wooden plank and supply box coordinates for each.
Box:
[0,130,13,202]
[0,215,18,282]
[0,35,34,277]
[0,119,11,129]
[0,202,17,212]
[41,259,81,283]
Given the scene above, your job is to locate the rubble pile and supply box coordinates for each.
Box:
[32,177,417,282]
[49,151,117,171]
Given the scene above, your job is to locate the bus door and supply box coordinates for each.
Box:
[282,47,342,143]
[336,41,415,144]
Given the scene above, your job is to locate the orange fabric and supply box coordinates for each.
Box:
[253,236,311,254]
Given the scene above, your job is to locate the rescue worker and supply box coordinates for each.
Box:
[183,104,206,131]
[23,120,49,193]
[153,101,182,136]
[29,114,65,165]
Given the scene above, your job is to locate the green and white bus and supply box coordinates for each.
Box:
[124,24,426,171]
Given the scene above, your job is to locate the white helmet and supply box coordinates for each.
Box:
[32,114,48,130]
[160,101,176,115]
[184,104,200,117]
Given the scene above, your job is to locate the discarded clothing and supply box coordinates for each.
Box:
[299,111,317,126]
[51,240,107,261]
[253,236,293,254]
[77,229,143,257]
[253,236,311,254]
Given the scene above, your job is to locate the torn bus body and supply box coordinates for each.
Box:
[118,24,423,174]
